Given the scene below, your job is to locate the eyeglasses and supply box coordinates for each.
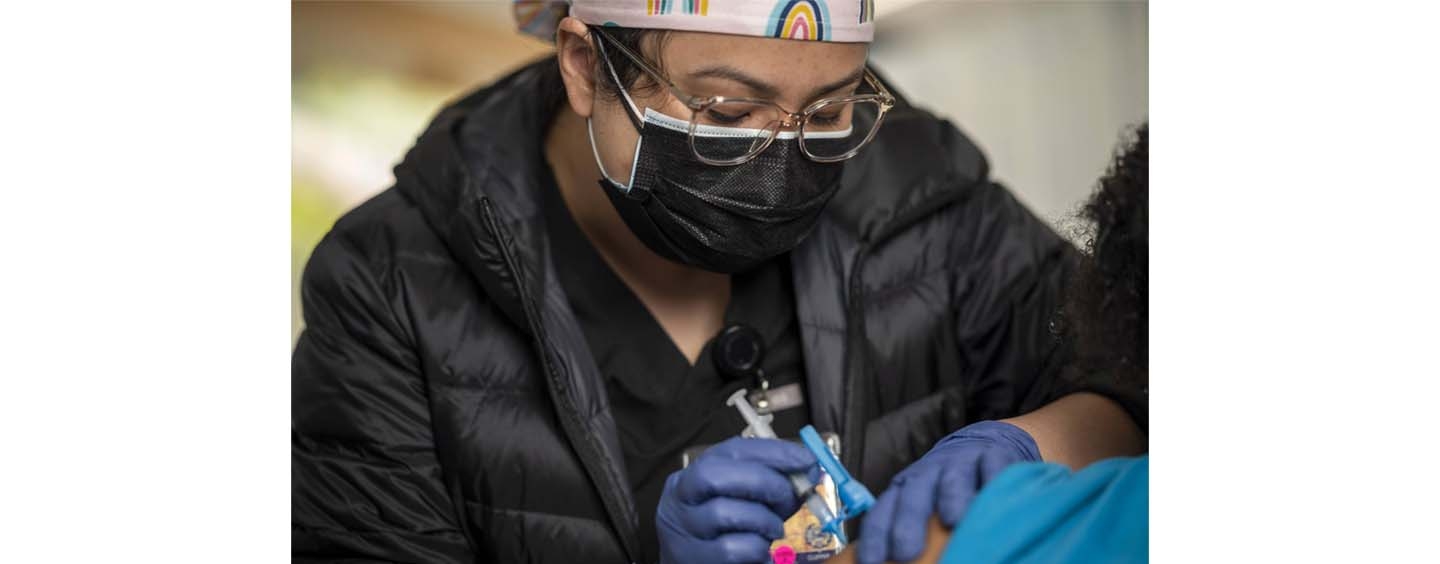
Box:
[592,27,896,166]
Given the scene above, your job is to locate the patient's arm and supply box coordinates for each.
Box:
[825,517,951,564]
[1004,392,1146,470]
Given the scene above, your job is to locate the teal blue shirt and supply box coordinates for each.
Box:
[939,456,1148,563]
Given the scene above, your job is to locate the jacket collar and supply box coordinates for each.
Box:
[824,71,991,245]
[394,60,567,332]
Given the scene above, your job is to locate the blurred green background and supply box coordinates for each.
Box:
[291,1,1147,343]
[292,2,550,341]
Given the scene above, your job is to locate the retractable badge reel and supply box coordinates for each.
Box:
[714,324,773,413]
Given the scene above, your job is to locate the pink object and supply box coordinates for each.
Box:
[514,0,876,44]
[772,545,797,564]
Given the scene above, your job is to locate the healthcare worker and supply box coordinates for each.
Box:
[291,2,1148,563]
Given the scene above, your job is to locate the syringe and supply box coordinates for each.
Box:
[724,389,841,542]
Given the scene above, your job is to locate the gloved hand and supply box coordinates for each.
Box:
[656,436,819,564]
[857,421,1041,564]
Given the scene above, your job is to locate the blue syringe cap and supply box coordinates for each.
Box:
[836,480,875,516]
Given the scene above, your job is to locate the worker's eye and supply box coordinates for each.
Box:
[705,108,751,125]
[809,111,845,127]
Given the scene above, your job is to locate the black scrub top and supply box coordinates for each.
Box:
[540,169,810,563]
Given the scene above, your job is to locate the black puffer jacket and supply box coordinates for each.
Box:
[293,60,1119,563]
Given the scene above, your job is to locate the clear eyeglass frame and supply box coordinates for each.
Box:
[592,26,897,166]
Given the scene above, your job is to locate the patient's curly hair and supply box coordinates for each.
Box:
[1060,123,1148,388]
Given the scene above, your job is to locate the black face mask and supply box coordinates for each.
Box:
[588,89,847,274]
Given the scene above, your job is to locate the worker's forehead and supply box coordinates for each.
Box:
[655,31,868,92]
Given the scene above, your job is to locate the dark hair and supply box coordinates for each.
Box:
[1058,123,1148,388]
[588,25,671,101]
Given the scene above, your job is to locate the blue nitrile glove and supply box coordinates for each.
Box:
[656,436,820,564]
[857,421,1041,564]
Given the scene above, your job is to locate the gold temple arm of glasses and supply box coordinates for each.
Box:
[590,27,712,109]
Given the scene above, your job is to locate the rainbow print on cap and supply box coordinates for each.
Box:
[522,0,874,44]
[769,0,831,41]
[646,0,708,15]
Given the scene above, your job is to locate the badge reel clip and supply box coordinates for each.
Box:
[714,324,772,413]
[725,390,876,545]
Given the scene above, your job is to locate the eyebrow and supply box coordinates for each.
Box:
[806,66,868,102]
[686,64,868,106]
[688,65,780,99]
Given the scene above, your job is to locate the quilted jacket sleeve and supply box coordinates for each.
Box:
[953,181,1148,431]
[292,229,475,563]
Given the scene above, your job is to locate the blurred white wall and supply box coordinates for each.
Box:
[870,1,1148,228]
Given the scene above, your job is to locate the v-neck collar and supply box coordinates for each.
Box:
[543,167,795,390]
